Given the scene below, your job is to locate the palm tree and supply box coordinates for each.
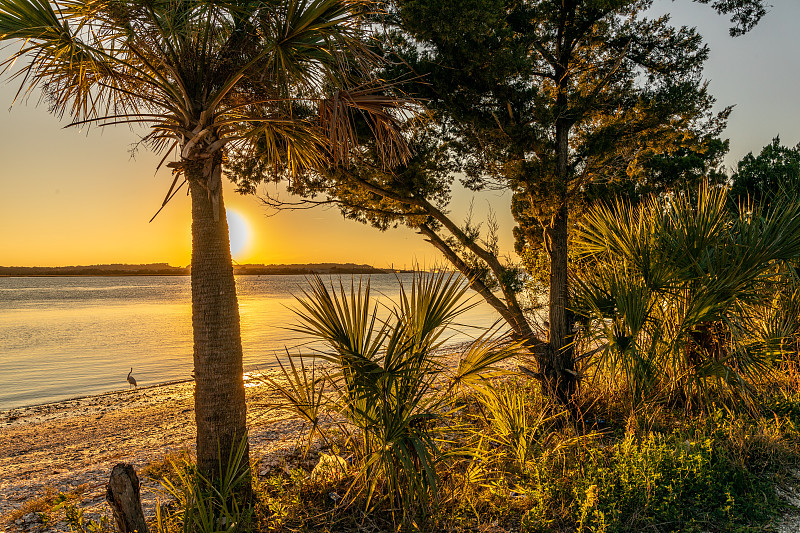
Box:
[0,0,407,483]
[264,272,521,522]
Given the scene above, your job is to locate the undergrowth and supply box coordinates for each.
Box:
[197,381,798,533]
[5,483,110,532]
[141,271,800,532]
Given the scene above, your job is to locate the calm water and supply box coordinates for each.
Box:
[0,274,501,409]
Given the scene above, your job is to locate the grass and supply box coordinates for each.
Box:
[6,485,58,524]
[141,448,195,485]
[21,372,796,533]
[147,375,792,533]
[6,483,92,530]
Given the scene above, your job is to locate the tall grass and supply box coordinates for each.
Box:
[155,438,252,533]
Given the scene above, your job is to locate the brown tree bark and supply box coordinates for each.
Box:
[186,158,250,488]
[418,223,535,337]
[544,201,576,404]
[106,463,148,533]
[541,108,578,405]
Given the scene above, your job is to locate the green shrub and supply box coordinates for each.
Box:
[516,417,789,533]
[155,438,252,533]
[261,271,521,525]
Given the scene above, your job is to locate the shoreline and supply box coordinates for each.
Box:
[0,373,308,532]
[1,378,196,417]
[0,347,477,532]
[4,363,800,533]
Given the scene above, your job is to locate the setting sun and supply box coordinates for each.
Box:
[226,208,251,261]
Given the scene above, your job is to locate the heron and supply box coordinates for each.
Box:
[127,368,137,389]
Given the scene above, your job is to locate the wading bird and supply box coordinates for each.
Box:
[127,368,137,389]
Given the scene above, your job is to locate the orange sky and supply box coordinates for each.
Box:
[2,2,800,268]
[0,87,515,268]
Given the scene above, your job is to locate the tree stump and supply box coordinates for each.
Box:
[106,463,148,533]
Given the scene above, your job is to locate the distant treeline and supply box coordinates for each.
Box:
[233,263,398,275]
[0,263,407,276]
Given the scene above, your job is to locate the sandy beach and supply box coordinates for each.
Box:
[0,374,308,532]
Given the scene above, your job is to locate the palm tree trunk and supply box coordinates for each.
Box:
[187,160,250,486]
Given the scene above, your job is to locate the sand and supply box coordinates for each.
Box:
[0,373,308,532]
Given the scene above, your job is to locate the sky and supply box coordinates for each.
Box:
[1,0,799,268]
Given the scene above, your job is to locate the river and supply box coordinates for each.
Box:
[0,274,502,409]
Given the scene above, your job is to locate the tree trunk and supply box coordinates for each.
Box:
[543,117,577,405]
[545,202,576,404]
[186,159,250,489]
[106,464,148,533]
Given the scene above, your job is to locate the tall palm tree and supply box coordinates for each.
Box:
[0,0,407,482]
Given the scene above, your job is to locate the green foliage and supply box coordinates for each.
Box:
[155,438,253,533]
[390,0,731,245]
[0,0,407,175]
[541,429,783,532]
[251,377,799,533]
[263,271,521,524]
[573,184,800,409]
[258,353,328,458]
[438,385,796,533]
[693,0,767,37]
[731,136,800,207]
[286,0,743,391]
[62,504,112,533]
[473,381,564,472]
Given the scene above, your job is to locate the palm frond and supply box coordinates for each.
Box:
[574,182,800,409]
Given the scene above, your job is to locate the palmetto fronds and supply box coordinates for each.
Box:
[263,271,522,521]
[0,0,410,174]
[574,184,800,409]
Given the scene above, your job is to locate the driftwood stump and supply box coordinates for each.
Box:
[106,463,148,533]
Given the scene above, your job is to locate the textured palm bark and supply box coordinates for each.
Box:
[186,160,250,484]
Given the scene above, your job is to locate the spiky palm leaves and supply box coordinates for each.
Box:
[0,0,404,161]
[0,0,409,212]
[573,185,800,410]
[265,272,520,521]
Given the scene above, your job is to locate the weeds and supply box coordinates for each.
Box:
[62,503,112,533]
[154,438,252,533]
[6,484,96,531]
[6,486,57,524]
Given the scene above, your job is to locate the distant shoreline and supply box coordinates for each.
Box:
[0,262,415,277]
